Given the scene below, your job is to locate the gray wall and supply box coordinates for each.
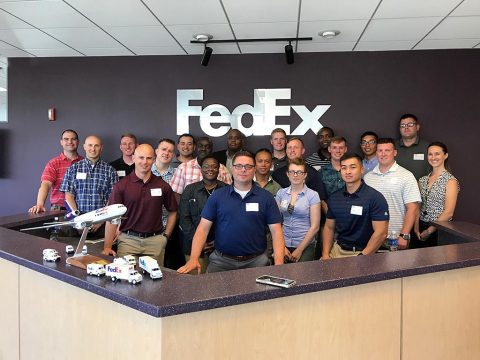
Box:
[1,49,478,222]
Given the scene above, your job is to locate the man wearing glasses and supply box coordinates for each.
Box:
[395,114,430,179]
[178,151,285,274]
[360,131,379,174]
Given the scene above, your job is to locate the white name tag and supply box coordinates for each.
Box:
[313,165,321,171]
[280,199,289,210]
[413,153,424,160]
[246,203,259,212]
[351,205,363,216]
[76,172,87,180]
[150,188,162,196]
[117,170,126,177]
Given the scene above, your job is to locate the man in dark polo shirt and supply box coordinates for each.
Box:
[102,144,178,266]
[322,153,389,259]
[178,151,285,274]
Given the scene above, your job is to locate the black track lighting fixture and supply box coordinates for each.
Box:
[201,44,213,66]
[285,41,294,64]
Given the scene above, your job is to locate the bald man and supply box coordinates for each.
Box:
[102,144,178,266]
[60,135,118,228]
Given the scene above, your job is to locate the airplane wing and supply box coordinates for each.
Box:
[20,221,74,231]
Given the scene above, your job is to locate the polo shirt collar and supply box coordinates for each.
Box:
[399,136,420,147]
[343,180,365,198]
[286,184,307,195]
[372,161,399,175]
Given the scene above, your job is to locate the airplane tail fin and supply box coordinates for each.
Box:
[65,200,80,220]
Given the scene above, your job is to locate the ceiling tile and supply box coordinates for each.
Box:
[66,0,158,27]
[166,23,233,46]
[299,19,368,42]
[0,0,92,28]
[105,26,178,48]
[0,8,33,29]
[45,27,120,48]
[143,0,227,25]
[375,0,461,18]
[361,17,443,41]
[297,41,355,52]
[300,0,379,21]
[223,0,298,23]
[451,0,480,16]
[231,22,297,39]
[25,47,83,57]
[426,16,480,39]
[0,47,33,57]
[355,40,415,51]
[240,41,296,53]
[78,47,133,56]
[416,38,479,49]
[129,46,187,55]
[0,28,64,48]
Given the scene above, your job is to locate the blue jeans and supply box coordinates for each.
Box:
[206,250,270,273]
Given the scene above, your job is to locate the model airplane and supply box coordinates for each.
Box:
[20,204,127,231]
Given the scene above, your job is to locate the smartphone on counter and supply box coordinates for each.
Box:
[256,275,296,288]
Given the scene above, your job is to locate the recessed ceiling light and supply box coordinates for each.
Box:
[193,34,213,42]
[319,30,340,39]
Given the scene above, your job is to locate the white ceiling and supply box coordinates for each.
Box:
[0,0,478,58]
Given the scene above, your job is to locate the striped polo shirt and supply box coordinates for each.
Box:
[364,162,421,234]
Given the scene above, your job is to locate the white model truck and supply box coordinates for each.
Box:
[138,256,163,279]
[42,249,60,262]
[86,263,106,277]
[105,262,142,284]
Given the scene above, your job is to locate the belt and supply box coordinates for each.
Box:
[337,242,363,252]
[125,230,162,239]
[217,250,263,262]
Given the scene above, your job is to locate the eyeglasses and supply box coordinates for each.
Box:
[232,164,255,171]
[287,170,306,176]
[360,140,377,146]
[400,122,417,129]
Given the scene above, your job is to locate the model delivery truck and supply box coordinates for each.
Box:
[105,262,143,284]
[139,256,163,279]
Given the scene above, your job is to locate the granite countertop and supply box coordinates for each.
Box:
[1,213,480,318]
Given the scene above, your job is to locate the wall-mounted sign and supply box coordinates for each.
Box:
[177,88,331,137]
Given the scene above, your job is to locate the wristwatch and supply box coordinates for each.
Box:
[399,233,411,241]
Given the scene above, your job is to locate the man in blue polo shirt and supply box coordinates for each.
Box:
[178,150,285,274]
[322,153,389,259]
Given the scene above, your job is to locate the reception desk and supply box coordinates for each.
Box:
[1,212,480,359]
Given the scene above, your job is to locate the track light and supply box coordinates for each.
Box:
[201,45,213,66]
[285,42,294,64]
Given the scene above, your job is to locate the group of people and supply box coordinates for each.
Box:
[28,112,460,274]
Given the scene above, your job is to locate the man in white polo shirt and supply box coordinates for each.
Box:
[364,138,421,250]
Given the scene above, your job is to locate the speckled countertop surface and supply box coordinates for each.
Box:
[1,214,480,318]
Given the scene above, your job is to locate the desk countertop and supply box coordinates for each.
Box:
[1,214,480,318]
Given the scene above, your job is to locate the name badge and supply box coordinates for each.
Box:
[151,188,162,196]
[117,170,126,177]
[413,153,424,160]
[280,199,289,210]
[246,203,259,212]
[351,205,363,216]
[76,172,87,180]
[313,165,321,171]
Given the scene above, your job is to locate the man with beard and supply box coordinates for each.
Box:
[212,128,245,172]
[306,126,334,170]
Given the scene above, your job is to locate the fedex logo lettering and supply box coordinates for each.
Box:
[177,89,331,137]
[107,266,122,273]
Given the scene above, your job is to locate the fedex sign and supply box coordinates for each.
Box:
[176,88,331,137]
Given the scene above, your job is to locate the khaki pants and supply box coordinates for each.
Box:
[116,233,167,266]
[329,242,363,259]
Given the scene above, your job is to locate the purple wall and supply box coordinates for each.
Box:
[1,50,479,222]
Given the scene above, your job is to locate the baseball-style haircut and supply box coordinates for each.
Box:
[177,133,195,144]
[255,148,273,158]
[120,133,137,142]
[270,128,287,137]
[317,126,334,137]
[287,157,307,172]
[329,136,347,145]
[340,153,363,165]
[157,138,175,147]
[360,131,378,142]
[228,128,246,138]
[287,136,305,147]
[377,137,396,149]
[399,113,418,123]
[199,154,219,167]
[61,129,79,140]
[232,150,255,165]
